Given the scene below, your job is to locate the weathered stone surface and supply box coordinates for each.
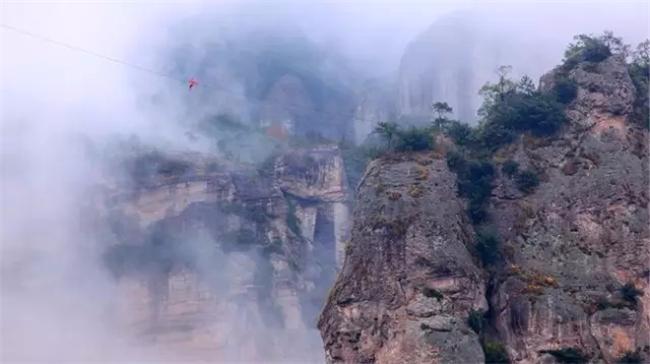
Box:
[321,54,649,364]
[540,55,637,126]
[318,154,486,363]
[275,146,349,203]
[491,55,649,363]
[103,146,351,362]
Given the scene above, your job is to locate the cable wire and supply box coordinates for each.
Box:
[1,23,189,85]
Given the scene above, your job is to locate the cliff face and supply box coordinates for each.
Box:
[102,146,350,361]
[318,154,487,363]
[491,55,648,363]
[320,55,649,363]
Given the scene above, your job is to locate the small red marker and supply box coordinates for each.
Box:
[188,78,198,90]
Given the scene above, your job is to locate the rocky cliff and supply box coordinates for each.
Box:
[101,146,350,361]
[489,54,649,363]
[318,154,487,363]
[320,54,648,363]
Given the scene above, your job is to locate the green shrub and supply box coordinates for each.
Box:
[492,92,567,137]
[468,200,489,223]
[446,150,467,172]
[373,123,434,152]
[618,350,642,363]
[621,282,643,306]
[552,77,578,104]
[542,348,588,363]
[445,121,475,146]
[422,288,444,301]
[448,155,495,223]
[501,160,519,177]
[515,170,540,193]
[483,340,510,363]
[474,120,517,153]
[476,69,567,154]
[373,122,400,149]
[629,40,649,128]
[596,297,629,310]
[475,230,501,266]
[580,41,611,63]
[394,126,434,152]
[468,309,485,334]
[564,34,612,68]
[453,159,495,223]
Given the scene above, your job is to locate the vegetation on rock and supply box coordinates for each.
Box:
[446,151,495,223]
[629,40,649,128]
[621,282,643,307]
[373,122,435,152]
[468,309,485,334]
[541,348,589,363]
[483,340,510,363]
[475,229,502,266]
[501,160,519,177]
[514,169,540,194]
[618,350,643,364]
[475,68,567,151]
[422,287,444,301]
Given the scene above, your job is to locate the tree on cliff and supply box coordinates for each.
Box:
[475,67,567,151]
[629,40,649,127]
[432,101,453,129]
[563,31,629,68]
[373,121,399,149]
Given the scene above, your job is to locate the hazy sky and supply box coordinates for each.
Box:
[3,1,646,132]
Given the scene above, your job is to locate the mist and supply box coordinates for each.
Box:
[1,0,648,362]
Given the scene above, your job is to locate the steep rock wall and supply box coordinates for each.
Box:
[320,55,648,363]
[489,55,649,363]
[103,146,350,362]
[318,154,486,363]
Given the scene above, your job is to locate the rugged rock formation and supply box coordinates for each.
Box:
[102,146,350,361]
[490,54,649,363]
[321,54,649,363]
[319,154,487,363]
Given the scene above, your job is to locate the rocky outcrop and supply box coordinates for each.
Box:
[102,146,350,362]
[318,154,487,363]
[320,54,648,363]
[490,55,649,363]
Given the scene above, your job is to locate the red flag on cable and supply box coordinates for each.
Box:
[188,78,198,90]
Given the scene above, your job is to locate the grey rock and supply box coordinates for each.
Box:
[102,146,351,362]
[492,55,649,363]
[318,154,486,363]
